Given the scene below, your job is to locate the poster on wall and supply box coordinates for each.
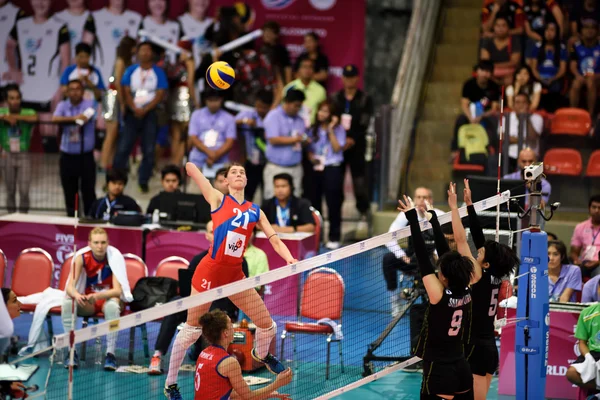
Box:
[1,0,364,114]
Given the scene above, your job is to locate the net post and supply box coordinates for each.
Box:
[68,194,78,400]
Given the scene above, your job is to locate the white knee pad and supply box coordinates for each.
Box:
[103,299,121,320]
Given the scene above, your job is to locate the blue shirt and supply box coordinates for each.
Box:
[235,110,265,165]
[54,99,97,154]
[503,171,552,204]
[121,64,168,108]
[60,64,106,100]
[264,106,306,166]
[309,125,346,166]
[548,264,582,302]
[571,41,600,75]
[582,275,600,303]
[188,107,236,167]
[529,43,568,79]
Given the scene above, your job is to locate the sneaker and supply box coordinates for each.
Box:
[357,217,368,233]
[251,348,285,374]
[148,355,162,375]
[325,241,340,250]
[139,184,149,194]
[403,360,423,373]
[104,352,117,371]
[64,350,79,369]
[164,384,183,400]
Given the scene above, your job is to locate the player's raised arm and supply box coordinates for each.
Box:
[423,200,451,257]
[185,162,224,209]
[257,210,298,265]
[463,179,486,250]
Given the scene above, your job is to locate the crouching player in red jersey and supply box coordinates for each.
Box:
[165,162,297,399]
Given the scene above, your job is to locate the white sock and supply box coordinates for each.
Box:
[103,299,121,356]
[254,321,276,359]
[165,323,202,387]
[154,350,162,358]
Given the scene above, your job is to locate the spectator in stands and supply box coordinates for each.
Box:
[0,84,37,214]
[113,41,168,193]
[571,195,600,278]
[283,59,326,125]
[263,89,307,199]
[89,169,140,220]
[233,45,280,109]
[52,79,97,217]
[506,93,543,170]
[331,64,374,232]
[259,21,292,85]
[527,22,568,112]
[261,173,315,234]
[213,166,230,195]
[383,187,443,316]
[566,302,600,391]
[187,88,236,183]
[569,0,600,48]
[236,89,273,202]
[147,165,182,215]
[548,240,582,302]
[523,0,564,55]
[0,288,25,399]
[506,65,542,110]
[481,0,525,38]
[503,147,551,206]
[294,32,329,88]
[582,274,600,302]
[307,100,346,250]
[569,19,600,117]
[451,61,500,161]
[480,16,522,85]
[60,43,106,101]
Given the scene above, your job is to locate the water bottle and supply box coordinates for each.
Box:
[152,209,160,224]
[365,116,376,162]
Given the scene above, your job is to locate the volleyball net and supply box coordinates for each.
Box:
[8,191,514,399]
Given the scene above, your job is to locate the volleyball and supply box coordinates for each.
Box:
[206,61,236,90]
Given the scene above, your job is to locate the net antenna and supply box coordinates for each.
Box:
[68,194,78,400]
[495,86,505,242]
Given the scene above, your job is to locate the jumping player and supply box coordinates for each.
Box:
[194,309,292,400]
[164,162,297,400]
[398,183,479,400]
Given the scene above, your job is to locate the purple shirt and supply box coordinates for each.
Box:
[309,125,346,166]
[264,106,305,166]
[548,264,582,302]
[54,99,97,154]
[235,110,265,165]
[503,171,552,203]
[582,275,600,303]
[571,218,600,262]
[188,107,236,167]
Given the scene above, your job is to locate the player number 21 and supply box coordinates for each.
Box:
[448,310,463,337]
[232,208,250,230]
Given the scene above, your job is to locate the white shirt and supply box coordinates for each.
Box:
[508,111,543,159]
[140,16,181,64]
[0,298,14,354]
[386,208,445,259]
[55,9,90,60]
[178,13,213,69]
[505,82,542,98]
[0,2,21,79]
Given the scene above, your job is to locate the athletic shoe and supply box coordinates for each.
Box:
[251,348,285,374]
[104,352,117,371]
[325,241,340,250]
[63,350,79,369]
[148,355,162,375]
[164,384,183,400]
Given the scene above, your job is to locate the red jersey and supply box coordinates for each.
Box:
[82,250,112,294]
[194,345,233,400]
[209,195,260,266]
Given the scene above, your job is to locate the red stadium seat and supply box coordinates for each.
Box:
[12,248,54,312]
[550,108,592,137]
[543,148,583,176]
[586,150,600,177]
[281,267,345,379]
[309,206,323,253]
[155,256,189,281]
[0,249,6,287]
[452,153,485,172]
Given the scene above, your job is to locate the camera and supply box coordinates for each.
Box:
[523,162,544,182]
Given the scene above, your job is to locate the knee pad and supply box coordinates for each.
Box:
[103,299,121,319]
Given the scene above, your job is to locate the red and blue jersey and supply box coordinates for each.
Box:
[209,195,261,266]
[194,345,233,400]
[82,250,112,294]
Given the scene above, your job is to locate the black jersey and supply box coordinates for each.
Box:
[466,270,503,345]
[414,287,472,362]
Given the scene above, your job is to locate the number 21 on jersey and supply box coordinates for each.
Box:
[231,208,249,230]
[448,310,463,336]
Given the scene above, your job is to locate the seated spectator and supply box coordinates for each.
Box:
[527,22,568,112]
[582,274,600,302]
[188,89,236,181]
[566,302,600,391]
[60,43,106,101]
[503,148,551,206]
[548,240,582,302]
[480,16,522,85]
[506,65,542,110]
[89,169,140,220]
[547,232,558,241]
[451,61,500,161]
[146,165,182,215]
[308,100,346,250]
[259,21,292,85]
[569,0,600,48]
[523,0,564,56]
[481,0,525,37]
[569,19,600,116]
[0,288,25,399]
[571,195,600,278]
[506,94,543,170]
[261,173,315,234]
[294,32,329,88]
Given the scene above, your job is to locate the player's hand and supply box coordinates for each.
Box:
[463,179,473,206]
[86,293,97,304]
[274,368,293,387]
[447,182,458,210]
[287,258,298,265]
[74,293,88,307]
[397,195,415,213]
[270,392,291,400]
[10,382,26,398]
[424,199,434,211]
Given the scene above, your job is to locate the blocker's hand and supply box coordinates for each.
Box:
[397,195,415,213]
[447,182,458,210]
[463,178,473,206]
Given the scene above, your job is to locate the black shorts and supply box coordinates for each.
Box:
[466,342,499,376]
[421,357,473,396]
[573,351,600,364]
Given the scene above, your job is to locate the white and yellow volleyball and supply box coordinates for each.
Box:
[206,61,236,91]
